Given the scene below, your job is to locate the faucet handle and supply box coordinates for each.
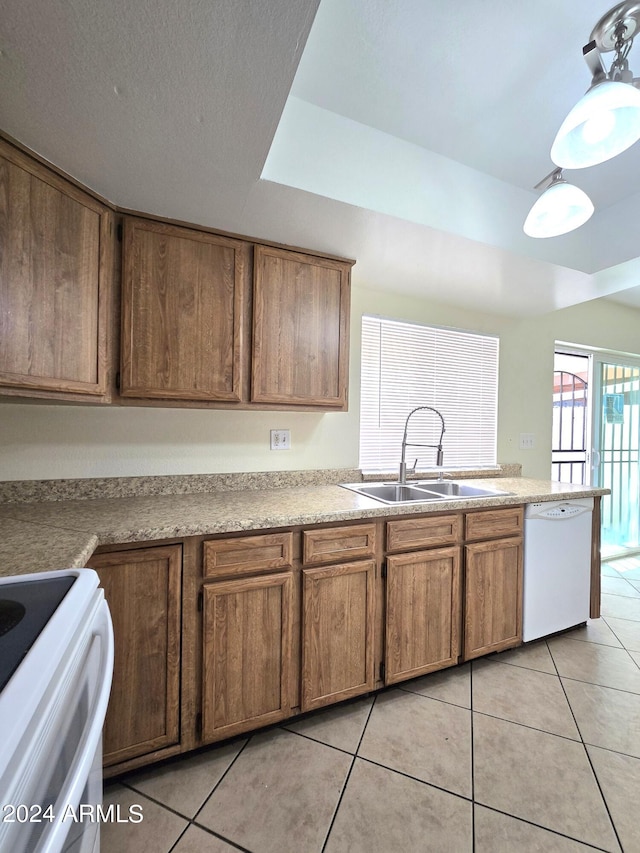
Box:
[410,458,418,475]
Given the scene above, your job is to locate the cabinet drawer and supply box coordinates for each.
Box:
[386,514,461,552]
[203,532,293,578]
[303,524,377,566]
[464,507,523,542]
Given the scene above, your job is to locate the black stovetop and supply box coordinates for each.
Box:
[0,575,76,691]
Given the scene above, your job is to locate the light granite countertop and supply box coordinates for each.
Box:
[0,476,607,578]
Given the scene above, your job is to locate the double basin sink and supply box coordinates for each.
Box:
[340,480,512,505]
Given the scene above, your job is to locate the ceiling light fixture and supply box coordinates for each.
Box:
[523,169,594,238]
[551,1,640,169]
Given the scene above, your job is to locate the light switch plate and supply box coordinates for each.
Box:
[519,433,535,450]
[270,429,290,450]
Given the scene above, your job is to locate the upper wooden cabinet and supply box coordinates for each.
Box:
[251,245,351,409]
[0,136,354,407]
[120,217,249,401]
[0,139,112,400]
[120,221,353,409]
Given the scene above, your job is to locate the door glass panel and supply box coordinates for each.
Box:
[596,361,640,557]
[552,353,589,485]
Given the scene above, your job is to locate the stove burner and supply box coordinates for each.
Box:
[0,574,75,691]
[0,599,25,636]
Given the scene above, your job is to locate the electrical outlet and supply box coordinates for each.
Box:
[519,433,535,450]
[270,429,291,450]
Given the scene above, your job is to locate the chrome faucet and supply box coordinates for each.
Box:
[398,406,446,484]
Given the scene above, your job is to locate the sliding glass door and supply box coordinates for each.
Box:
[593,358,640,558]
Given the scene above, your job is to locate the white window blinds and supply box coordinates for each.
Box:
[360,315,499,472]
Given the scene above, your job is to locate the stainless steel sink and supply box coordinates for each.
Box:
[412,481,512,498]
[344,483,443,504]
[340,481,512,504]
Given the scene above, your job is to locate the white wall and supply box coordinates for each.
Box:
[1,283,639,482]
[498,298,640,478]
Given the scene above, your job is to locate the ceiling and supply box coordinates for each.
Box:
[3,0,640,318]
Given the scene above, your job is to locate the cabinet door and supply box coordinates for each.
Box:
[121,217,249,401]
[251,245,351,408]
[301,560,375,711]
[89,545,182,767]
[0,139,111,399]
[385,547,461,685]
[464,537,523,659]
[202,571,293,741]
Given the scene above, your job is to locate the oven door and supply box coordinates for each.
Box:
[0,597,113,853]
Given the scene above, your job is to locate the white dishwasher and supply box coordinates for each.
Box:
[523,497,594,642]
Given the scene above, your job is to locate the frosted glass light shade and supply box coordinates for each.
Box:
[551,79,640,168]
[523,181,594,238]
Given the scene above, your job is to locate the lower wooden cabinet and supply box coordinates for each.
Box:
[463,536,523,659]
[301,560,376,711]
[201,571,294,740]
[88,545,182,767]
[385,546,461,684]
[92,506,530,775]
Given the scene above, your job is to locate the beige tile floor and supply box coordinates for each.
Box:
[103,560,640,853]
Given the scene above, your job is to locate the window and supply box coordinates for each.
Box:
[360,315,499,472]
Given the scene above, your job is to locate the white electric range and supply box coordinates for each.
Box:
[0,569,113,853]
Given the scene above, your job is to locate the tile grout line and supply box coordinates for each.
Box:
[472,708,586,743]
[189,735,254,823]
[121,735,252,825]
[601,603,640,617]
[558,673,640,697]
[318,693,378,853]
[186,822,254,853]
[554,601,625,853]
[351,747,620,853]
[166,824,190,853]
[398,685,470,710]
[599,615,640,671]
[113,778,194,853]
[186,732,257,853]
[280,725,363,758]
[547,616,640,695]
[474,803,613,853]
[353,754,474,804]
[580,749,625,853]
[114,782,251,853]
[479,631,626,852]
[120,765,254,852]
